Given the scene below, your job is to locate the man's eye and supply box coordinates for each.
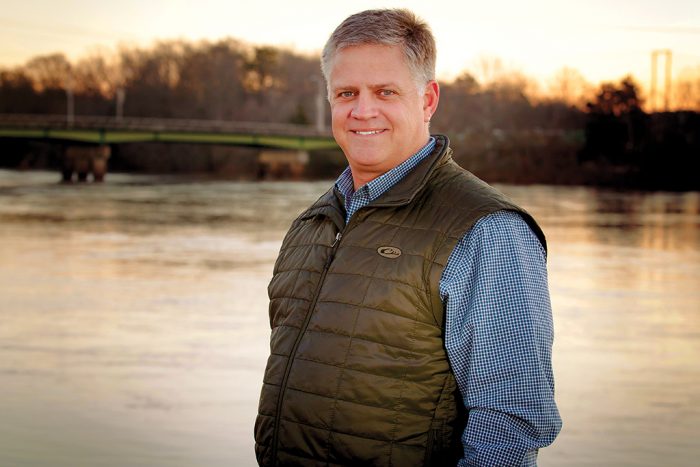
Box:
[379,89,396,96]
[338,91,355,98]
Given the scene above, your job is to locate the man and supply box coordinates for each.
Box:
[255,9,561,466]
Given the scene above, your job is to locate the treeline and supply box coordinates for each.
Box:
[0,39,321,124]
[580,78,699,190]
[0,39,698,190]
[0,39,590,128]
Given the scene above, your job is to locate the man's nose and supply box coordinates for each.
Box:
[350,94,378,119]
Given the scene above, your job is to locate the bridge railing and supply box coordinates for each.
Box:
[0,113,332,138]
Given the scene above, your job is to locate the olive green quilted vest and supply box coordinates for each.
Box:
[255,136,545,466]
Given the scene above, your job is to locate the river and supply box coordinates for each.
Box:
[0,169,698,467]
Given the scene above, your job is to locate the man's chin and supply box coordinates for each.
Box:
[345,152,389,168]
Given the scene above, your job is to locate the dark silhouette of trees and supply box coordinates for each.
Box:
[581,76,646,166]
[180,40,247,120]
[0,39,326,125]
[580,76,699,190]
[0,69,41,113]
[585,77,648,168]
[587,76,643,116]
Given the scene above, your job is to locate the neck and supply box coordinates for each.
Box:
[350,134,432,190]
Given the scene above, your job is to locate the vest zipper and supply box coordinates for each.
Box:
[271,231,342,464]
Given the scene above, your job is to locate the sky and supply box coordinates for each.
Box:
[1,0,698,90]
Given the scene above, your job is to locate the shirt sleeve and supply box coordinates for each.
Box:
[439,210,562,466]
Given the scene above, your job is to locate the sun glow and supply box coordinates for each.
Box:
[0,0,698,106]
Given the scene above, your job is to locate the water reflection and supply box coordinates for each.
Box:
[501,184,700,252]
[496,185,700,466]
[1,170,698,467]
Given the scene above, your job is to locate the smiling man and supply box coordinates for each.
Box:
[328,42,439,188]
[254,9,561,466]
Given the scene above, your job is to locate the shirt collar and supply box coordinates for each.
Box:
[334,136,436,204]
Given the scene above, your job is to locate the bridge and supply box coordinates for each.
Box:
[0,114,338,181]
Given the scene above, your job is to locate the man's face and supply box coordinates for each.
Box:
[328,44,439,187]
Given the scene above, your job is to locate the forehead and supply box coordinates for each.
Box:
[329,44,413,86]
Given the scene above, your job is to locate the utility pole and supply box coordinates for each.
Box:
[65,75,74,127]
[313,75,326,133]
[116,88,125,121]
[650,49,672,111]
[664,50,672,111]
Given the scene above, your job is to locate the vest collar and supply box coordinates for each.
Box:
[302,134,452,229]
[366,134,451,207]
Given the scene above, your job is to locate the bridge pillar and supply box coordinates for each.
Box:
[257,150,309,180]
[62,145,111,182]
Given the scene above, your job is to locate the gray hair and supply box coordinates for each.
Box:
[321,9,436,92]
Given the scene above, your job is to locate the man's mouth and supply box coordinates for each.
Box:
[352,130,385,136]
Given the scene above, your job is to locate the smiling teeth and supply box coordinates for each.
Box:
[355,130,382,135]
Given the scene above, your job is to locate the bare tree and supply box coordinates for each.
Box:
[673,66,700,111]
[24,53,72,91]
[74,52,122,97]
[548,67,591,108]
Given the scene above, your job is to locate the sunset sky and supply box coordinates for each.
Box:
[1,0,698,89]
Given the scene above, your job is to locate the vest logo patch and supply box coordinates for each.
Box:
[377,246,402,259]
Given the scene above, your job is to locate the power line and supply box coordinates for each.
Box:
[622,26,700,34]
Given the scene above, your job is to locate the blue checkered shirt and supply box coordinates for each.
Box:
[335,137,561,466]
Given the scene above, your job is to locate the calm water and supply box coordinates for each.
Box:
[1,170,698,467]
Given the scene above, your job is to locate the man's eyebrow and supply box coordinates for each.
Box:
[369,83,399,89]
[331,84,358,91]
[332,83,399,91]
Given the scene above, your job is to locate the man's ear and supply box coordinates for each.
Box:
[423,80,440,122]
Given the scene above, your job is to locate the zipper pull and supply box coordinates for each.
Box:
[330,232,342,248]
[325,232,342,268]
